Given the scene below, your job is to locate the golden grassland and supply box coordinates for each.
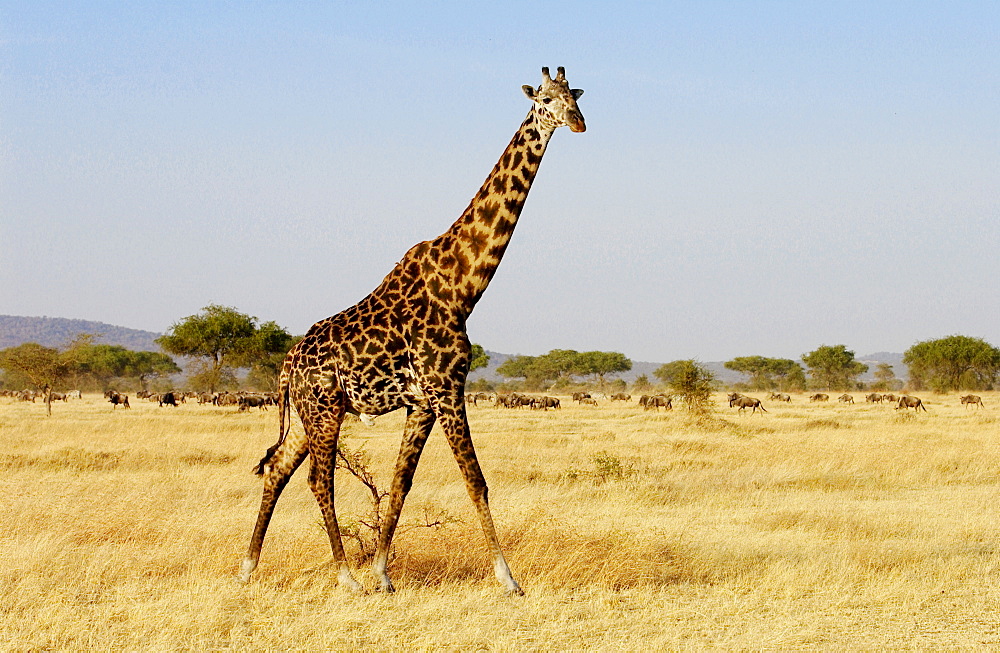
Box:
[3,391,1000,649]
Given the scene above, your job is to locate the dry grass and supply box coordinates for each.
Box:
[3,392,1000,648]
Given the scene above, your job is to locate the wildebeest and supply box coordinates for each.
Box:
[536,396,561,410]
[838,394,854,404]
[159,392,178,407]
[768,392,791,402]
[107,392,130,409]
[610,393,631,402]
[238,394,268,411]
[865,392,883,403]
[572,392,592,403]
[882,394,897,403]
[960,394,984,409]
[463,391,493,407]
[731,395,767,414]
[642,395,672,410]
[810,393,829,402]
[727,392,746,407]
[579,397,598,406]
[896,395,927,412]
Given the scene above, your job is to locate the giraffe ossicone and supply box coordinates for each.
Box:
[240,67,586,594]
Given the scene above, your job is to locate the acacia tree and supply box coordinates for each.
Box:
[496,355,553,391]
[870,362,900,391]
[74,344,180,391]
[801,345,868,391]
[724,356,806,391]
[495,349,631,391]
[469,344,490,373]
[0,336,95,414]
[157,304,293,392]
[904,335,1000,392]
[632,374,653,393]
[575,351,632,388]
[653,359,716,413]
[0,343,67,390]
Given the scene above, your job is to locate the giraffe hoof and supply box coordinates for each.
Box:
[237,558,256,584]
[337,568,365,593]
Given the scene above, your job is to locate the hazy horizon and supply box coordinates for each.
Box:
[4,3,998,362]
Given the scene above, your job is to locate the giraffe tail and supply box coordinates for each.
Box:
[254,361,292,476]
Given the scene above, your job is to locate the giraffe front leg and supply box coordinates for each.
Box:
[371,405,436,592]
[439,401,524,596]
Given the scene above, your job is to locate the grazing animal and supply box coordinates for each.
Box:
[108,392,130,409]
[241,68,586,595]
[731,395,767,414]
[538,396,560,410]
[896,395,927,412]
[960,394,984,409]
[159,392,178,407]
[882,394,897,403]
[727,392,745,407]
[643,395,672,410]
[239,395,268,411]
[580,397,599,406]
[774,393,791,402]
[610,393,631,402]
[810,393,829,402]
[865,392,882,403]
[838,394,854,404]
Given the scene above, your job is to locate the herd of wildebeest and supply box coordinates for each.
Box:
[0,388,988,414]
[466,390,986,414]
[1,388,281,412]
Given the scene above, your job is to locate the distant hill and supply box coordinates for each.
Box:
[0,315,162,351]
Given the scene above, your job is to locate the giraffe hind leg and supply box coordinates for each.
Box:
[240,431,309,583]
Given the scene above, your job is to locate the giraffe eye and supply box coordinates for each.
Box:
[542,98,551,104]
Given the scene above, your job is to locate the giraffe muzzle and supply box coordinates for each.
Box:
[568,114,587,133]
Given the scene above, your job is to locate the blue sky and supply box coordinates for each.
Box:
[2,2,998,362]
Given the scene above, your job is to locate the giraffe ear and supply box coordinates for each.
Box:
[572,89,584,100]
[522,85,537,99]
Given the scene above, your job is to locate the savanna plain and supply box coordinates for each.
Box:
[3,392,1000,649]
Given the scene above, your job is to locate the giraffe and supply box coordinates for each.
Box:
[239,67,585,595]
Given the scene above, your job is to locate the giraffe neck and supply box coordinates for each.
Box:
[435,109,556,315]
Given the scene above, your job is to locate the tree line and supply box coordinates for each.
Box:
[2,303,998,395]
[0,304,492,395]
[720,338,1000,393]
[0,305,294,394]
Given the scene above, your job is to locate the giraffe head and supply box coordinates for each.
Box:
[522,66,586,133]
